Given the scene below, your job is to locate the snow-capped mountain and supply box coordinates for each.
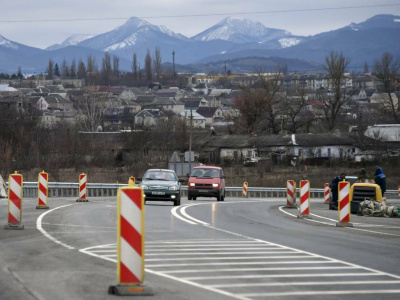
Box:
[46,34,95,50]
[0,35,19,50]
[79,17,188,51]
[0,14,398,73]
[192,16,291,44]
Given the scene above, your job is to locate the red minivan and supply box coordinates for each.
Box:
[187,166,226,201]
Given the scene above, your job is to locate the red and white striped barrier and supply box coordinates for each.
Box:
[5,171,24,230]
[298,180,310,218]
[109,186,152,295]
[37,171,49,209]
[286,180,296,208]
[336,181,353,227]
[129,176,135,187]
[77,173,88,202]
[324,183,330,204]
[398,185,400,198]
[242,181,248,198]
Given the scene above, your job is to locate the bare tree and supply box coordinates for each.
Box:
[61,58,69,79]
[86,55,98,85]
[70,59,77,79]
[77,59,86,79]
[145,49,152,82]
[101,52,112,85]
[113,55,120,81]
[280,85,314,134]
[373,52,400,122]
[75,91,108,132]
[322,51,352,131]
[232,69,282,134]
[153,47,162,80]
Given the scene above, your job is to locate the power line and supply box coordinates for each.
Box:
[0,4,399,23]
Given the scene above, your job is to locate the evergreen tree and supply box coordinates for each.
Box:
[17,66,23,79]
[53,63,61,77]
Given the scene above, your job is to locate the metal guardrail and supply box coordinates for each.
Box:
[4,182,399,199]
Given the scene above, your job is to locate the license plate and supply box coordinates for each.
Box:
[199,190,210,193]
[152,191,165,195]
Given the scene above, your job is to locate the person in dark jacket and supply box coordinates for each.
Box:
[329,173,346,209]
[374,167,386,196]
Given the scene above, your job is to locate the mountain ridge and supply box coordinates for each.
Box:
[0,14,398,74]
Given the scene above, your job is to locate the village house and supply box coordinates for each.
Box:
[44,94,73,111]
[200,133,361,164]
[134,109,168,127]
[179,110,206,129]
[180,97,208,110]
[145,98,185,115]
[196,106,224,126]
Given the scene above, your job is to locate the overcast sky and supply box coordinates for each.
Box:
[1,0,399,49]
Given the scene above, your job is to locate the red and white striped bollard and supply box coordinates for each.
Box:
[108,186,152,295]
[324,183,330,204]
[286,180,296,208]
[5,171,24,230]
[298,180,311,218]
[336,181,353,227]
[242,181,248,198]
[37,171,49,209]
[77,173,89,202]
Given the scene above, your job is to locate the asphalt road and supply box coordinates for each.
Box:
[1,195,400,300]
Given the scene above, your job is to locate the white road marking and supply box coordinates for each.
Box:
[144,269,253,300]
[146,250,295,256]
[41,222,114,229]
[145,255,314,262]
[280,206,400,237]
[210,280,400,288]
[170,205,197,225]
[181,204,210,225]
[146,247,283,251]
[36,204,75,250]
[183,272,385,281]
[146,260,336,268]
[36,199,400,299]
[163,266,357,274]
[240,290,400,297]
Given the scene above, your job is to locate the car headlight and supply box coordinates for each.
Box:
[169,186,179,190]
[212,183,219,187]
[141,185,149,190]
[189,182,195,187]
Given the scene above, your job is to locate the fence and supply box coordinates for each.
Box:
[4,182,398,200]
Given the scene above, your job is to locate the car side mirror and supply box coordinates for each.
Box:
[136,177,142,181]
[221,175,226,179]
[178,179,185,183]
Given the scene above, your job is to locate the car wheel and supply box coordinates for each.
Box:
[174,198,181,206]
[193,197,197,200]
[217,193,222,201]
[188,194,192,200]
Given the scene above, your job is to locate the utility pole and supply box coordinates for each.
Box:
[172,50,175,82]
[189,109,193,175]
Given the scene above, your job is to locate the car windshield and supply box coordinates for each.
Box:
[190,168,220,178]
[144,171,177,181]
